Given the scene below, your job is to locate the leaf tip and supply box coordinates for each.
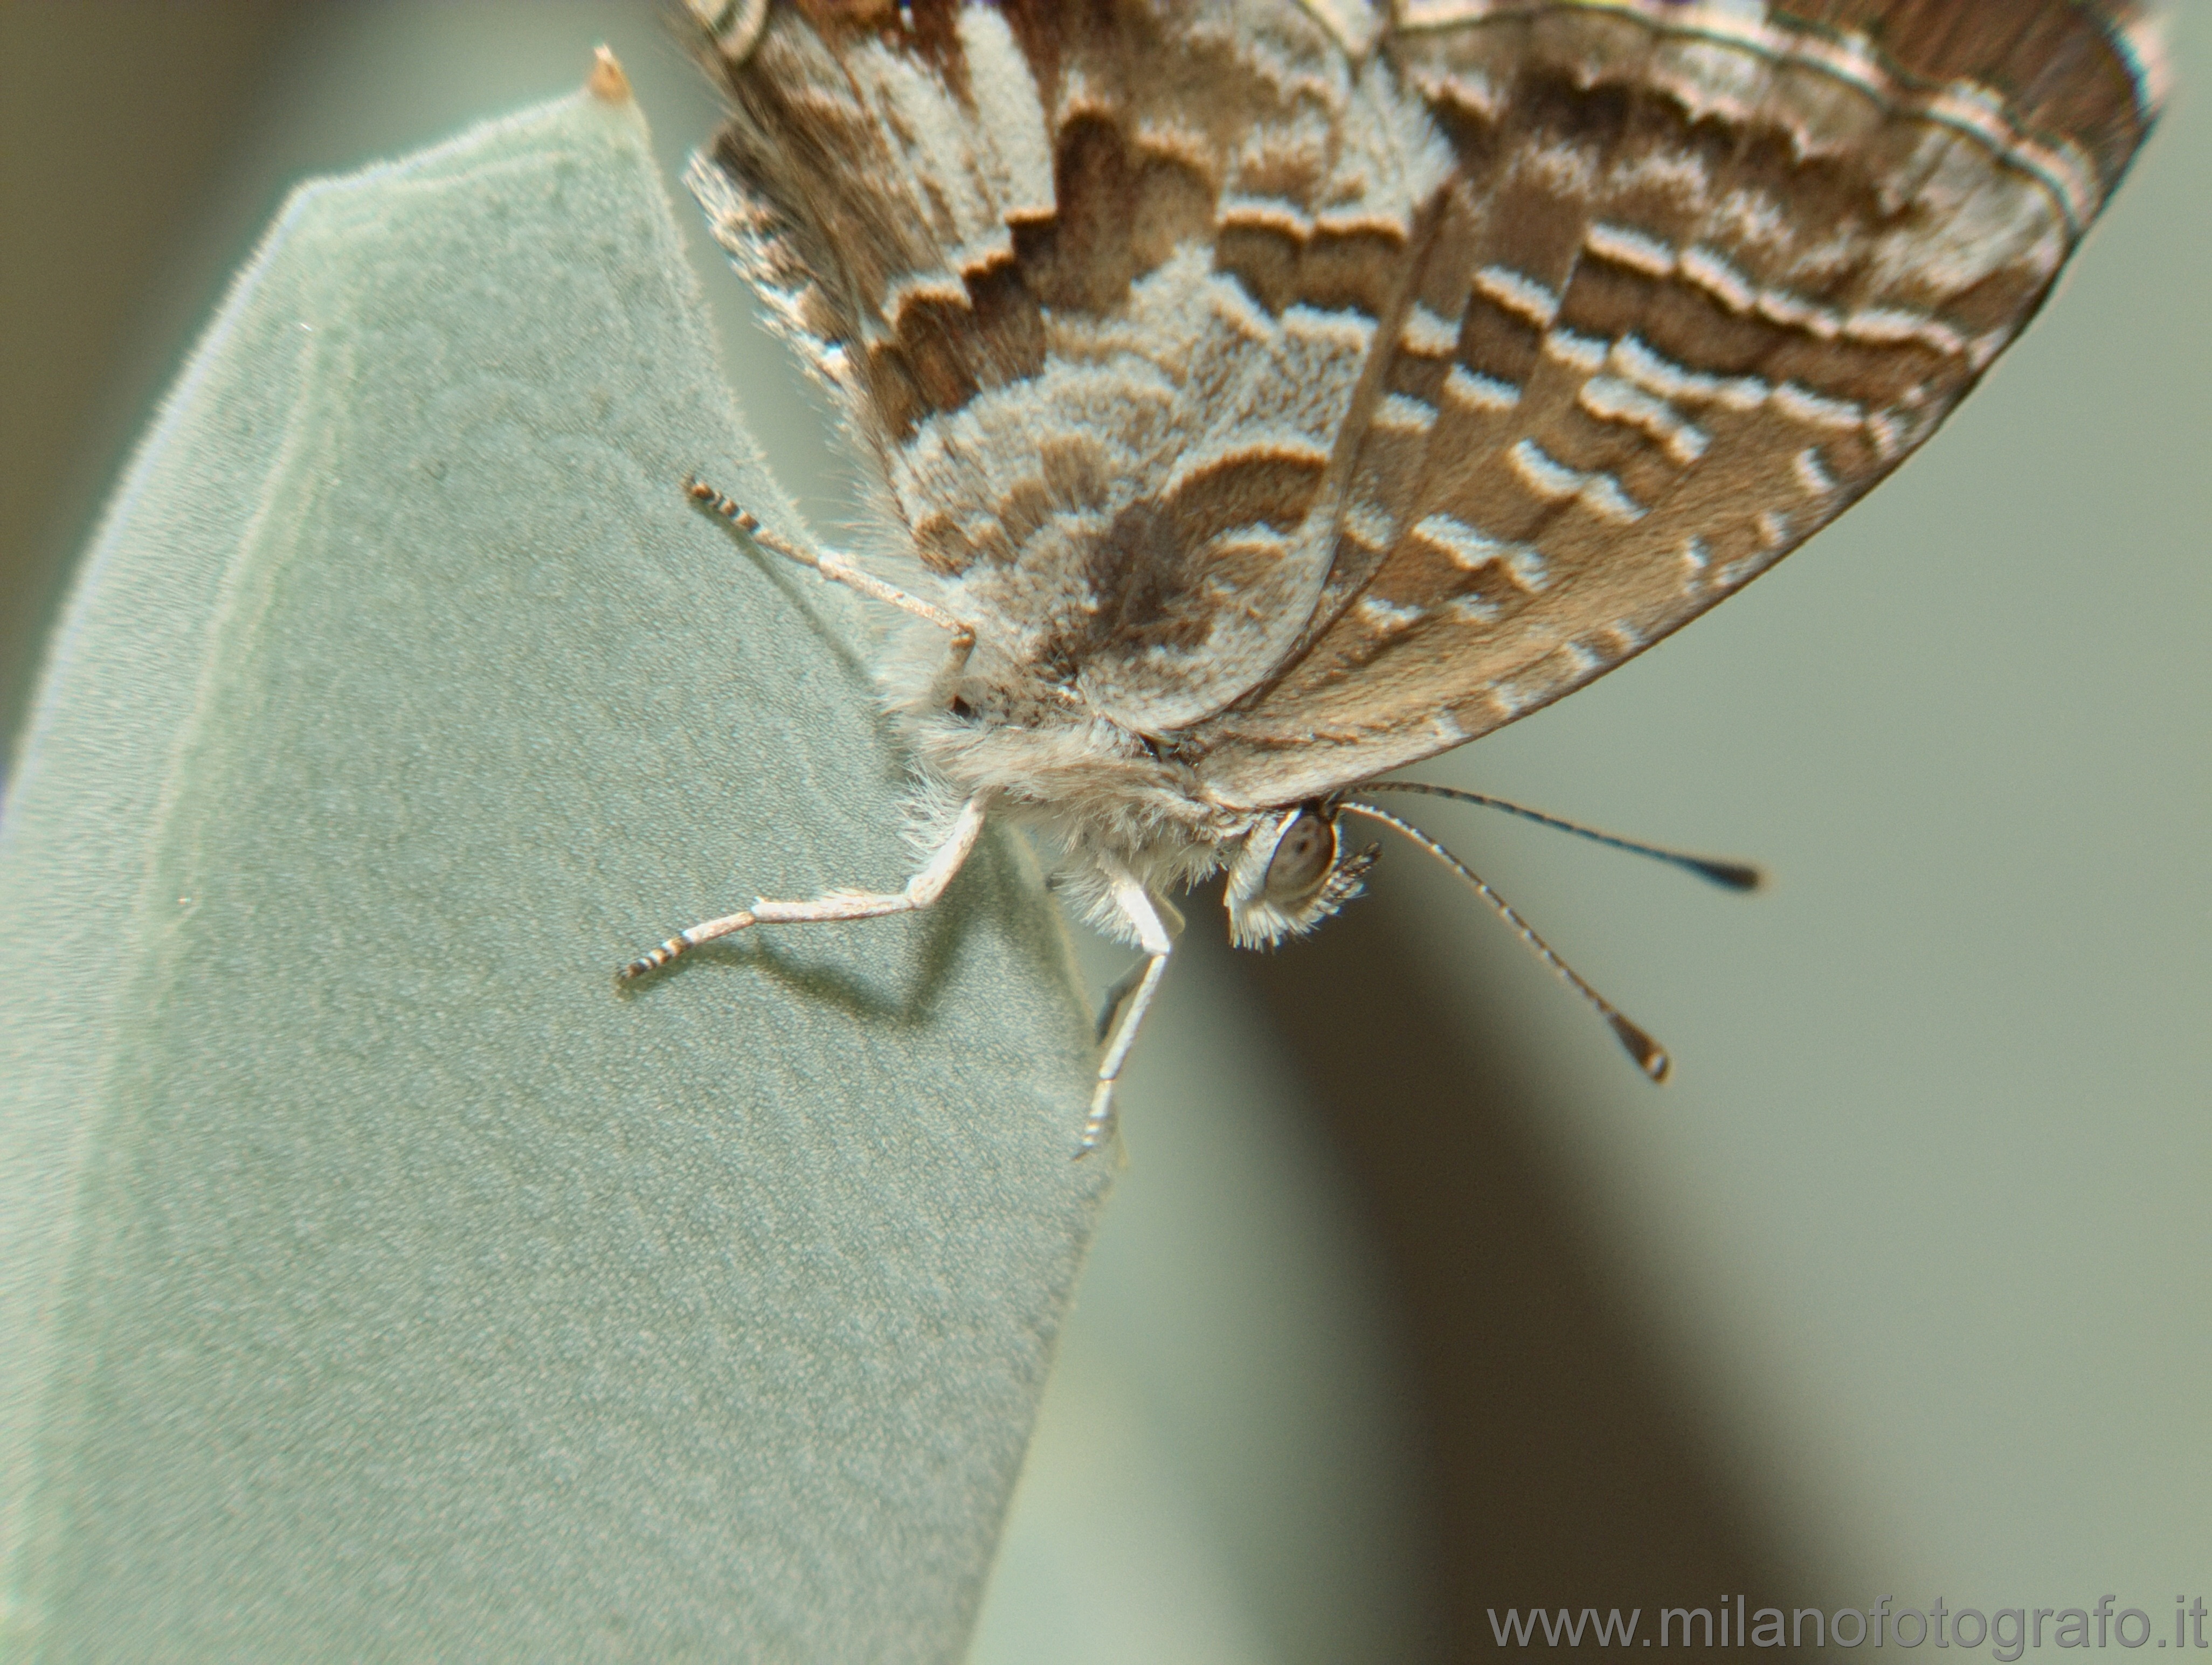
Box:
[586,45,632,105]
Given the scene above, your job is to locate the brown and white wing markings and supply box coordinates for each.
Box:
[691,1,1460,733]
[1191,0,2165,809]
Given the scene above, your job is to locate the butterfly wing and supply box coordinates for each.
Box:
[1188,0,2165,809]
[690,1,1462,733]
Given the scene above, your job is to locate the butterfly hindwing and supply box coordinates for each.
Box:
[693,1,1452,732]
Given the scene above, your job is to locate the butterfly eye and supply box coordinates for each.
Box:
[1262,808,1337,903]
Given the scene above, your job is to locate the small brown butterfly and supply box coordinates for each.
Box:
[631,0,2163,1150]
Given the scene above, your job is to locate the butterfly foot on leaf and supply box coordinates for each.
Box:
[617,903,765,986]
[618,931,704,984]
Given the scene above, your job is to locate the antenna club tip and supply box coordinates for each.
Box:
[1609,1014,1671,1083]
[1697,858,1767,892]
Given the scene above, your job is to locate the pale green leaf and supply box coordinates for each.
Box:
[0,82,1104,1662]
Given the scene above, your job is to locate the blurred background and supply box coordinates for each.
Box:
[4,5,2204,1660]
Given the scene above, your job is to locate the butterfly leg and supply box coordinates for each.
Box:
[1093,894,1185,1038]
[618,795,987,979]
[686,478,974,671]
[1080,871,1176,1157]
[1094,965,1143,1044]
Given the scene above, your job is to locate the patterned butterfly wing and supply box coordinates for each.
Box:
[1187,0,2166,810]
[688,1,1463,734]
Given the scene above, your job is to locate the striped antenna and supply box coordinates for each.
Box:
[1361,780,1763,892]
[1338,799,1672,1083]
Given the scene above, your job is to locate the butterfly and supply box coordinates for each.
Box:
[634,0,2163,1150]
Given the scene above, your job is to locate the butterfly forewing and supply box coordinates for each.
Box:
[1188,0,2165,808]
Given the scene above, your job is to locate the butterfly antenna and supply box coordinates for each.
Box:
[1361,780,1762,891]
[1338,800,1672,1083]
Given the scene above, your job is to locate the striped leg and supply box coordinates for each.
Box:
[685,478,974,670]
[1080,869,1177,1157]
[619,795,987,980]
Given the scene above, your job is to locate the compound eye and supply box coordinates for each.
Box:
[1262,807,1337,903]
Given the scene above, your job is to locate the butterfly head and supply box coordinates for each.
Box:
[1223,800,1380,948]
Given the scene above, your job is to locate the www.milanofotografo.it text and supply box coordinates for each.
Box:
[1488,1594,2209,1654]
